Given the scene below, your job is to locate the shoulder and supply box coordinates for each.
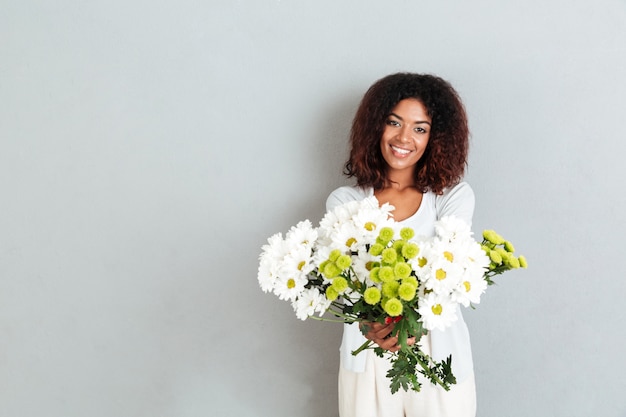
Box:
[434,181,475,224]
[326,185,372,211]
[436,181,474,205]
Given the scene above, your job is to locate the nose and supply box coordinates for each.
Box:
[399,126,412,142]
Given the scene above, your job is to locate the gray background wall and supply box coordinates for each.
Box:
[2,1,626,416]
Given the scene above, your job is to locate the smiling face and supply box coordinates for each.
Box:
[380,98,432,177]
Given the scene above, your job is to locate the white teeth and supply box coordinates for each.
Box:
[391,146,411,155]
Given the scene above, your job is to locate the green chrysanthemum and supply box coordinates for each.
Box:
[369,242,385,256]
[483,230,505,245]
[335,254,352,270]
[505,254,520,269]
[402,276,418,287]
[489,250,502,264]
[399,227,415,240]
[392,240,405,256]
[378,227,395,243]
[398,282,417,301]
[519,255,528,268]
[325,286,339,301]
[383,297,403,317]
[328,249,342,262]
[381,248,397,264]
[332,276,349,293]
[382,281,400,298]
[369,267,381,283]
[394,262,411,279]
[401,242,419,259]
[495,247,508,257]
[504,241,515,252]
[363,287,382,305]
[323,262,342,278]
[378,266,395,282]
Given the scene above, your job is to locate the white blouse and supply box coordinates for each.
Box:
[326,181,475,382]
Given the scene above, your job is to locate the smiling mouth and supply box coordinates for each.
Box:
[391,145,412,155]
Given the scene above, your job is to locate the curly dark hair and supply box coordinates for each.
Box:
[344,73,469,194]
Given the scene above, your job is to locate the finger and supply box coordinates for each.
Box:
[376,336,398,350]
[374,323,395,339]
[375,328,392,339]
[368,322,387,333]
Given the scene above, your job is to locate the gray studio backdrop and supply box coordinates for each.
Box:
[2,1,626,416]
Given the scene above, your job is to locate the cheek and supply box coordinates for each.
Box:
[379,133,391,149]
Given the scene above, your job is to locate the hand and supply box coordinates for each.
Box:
[361,321,416,353]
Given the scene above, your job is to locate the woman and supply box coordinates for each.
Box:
[326,73,476,417]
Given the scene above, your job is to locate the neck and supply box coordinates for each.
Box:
[384,169,416,191]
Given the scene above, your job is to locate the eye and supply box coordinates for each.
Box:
[414,127,427,133]
[386,119,400,127]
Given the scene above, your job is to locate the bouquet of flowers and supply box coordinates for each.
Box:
[257,196,527,393]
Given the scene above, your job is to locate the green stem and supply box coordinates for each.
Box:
[351,340,373,356]
[326,309,359,322]
[307,316,350,323]
[414,353,445,388]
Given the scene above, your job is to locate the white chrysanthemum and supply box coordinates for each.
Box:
[292,287,327,320]
[465,262,487,283]
[352,198,395,238]
[273,273,307,302]
[312,244,333,267]
[464,241,491,271]
[315,293,333,315]
[434,215,473,242]
[281,245,315,277]
[422,257,464,295]
[330,222,366,252]
[258,232,289,293]
[319,200,362,236]
[319,197,390,242]
[257,257,278,293]
[407,238,432,275]
[418,292,458,331]
[450,240,490,293]
[260,232,289,263]
[351,250,379,285]
[452,272,488,307]
[285,219,318,250]
[340,284,363,304]
[420,238,466,292]
[311,245,343,285]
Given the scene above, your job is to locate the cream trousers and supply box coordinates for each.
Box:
[338,340,476,417]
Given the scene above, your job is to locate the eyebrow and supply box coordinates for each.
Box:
[389,112,431,126]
